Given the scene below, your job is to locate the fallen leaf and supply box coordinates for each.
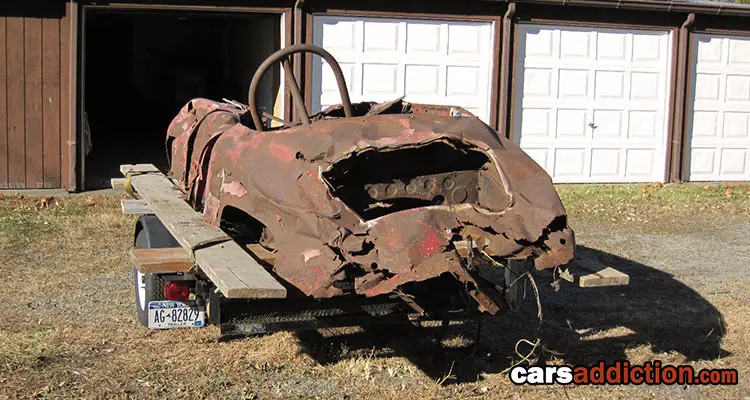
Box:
[34,196,57,210]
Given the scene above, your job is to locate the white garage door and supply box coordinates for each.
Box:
[513,25,673,183]
[311,16,495,123]
[685,34,750,181]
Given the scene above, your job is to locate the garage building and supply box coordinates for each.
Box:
[0,0,749,190]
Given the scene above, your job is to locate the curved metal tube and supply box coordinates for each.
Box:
[248,44,353,131]
[281,57,311,126]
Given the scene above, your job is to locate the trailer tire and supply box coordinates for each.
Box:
[133,215,180,328]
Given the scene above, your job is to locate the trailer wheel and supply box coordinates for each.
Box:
[133,215,179,328]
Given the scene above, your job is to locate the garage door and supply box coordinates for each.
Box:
[513,25,673,183]
[311,16,495,123]
[685,34,750,181]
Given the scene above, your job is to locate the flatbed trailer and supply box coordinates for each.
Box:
[120,163,464,336]
[119,163,629,337]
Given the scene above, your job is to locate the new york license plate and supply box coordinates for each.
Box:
[147,301,205,329]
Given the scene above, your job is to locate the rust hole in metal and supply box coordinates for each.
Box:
[220,206,268,246]
[323,139,490,220]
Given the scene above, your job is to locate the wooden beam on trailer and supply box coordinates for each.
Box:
[111,177,125,190]
[121,164,160,174]
[121,199,153,215]
[120,164,287,299]
[131,245,276,274]
[131,248,194,273]
[120,164,230,251]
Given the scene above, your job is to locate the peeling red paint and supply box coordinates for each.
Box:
[415,222,442,258]
[248,131,267,149]
[225,146,244,165]
[221,180,248,198]
[203,193,221,225]
[302,248,321,262]
[383,228,404,249]
[268,142,296,164]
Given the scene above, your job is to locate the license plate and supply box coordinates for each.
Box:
[147,301,205,329]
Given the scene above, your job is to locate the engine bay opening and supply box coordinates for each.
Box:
[323,139,491,220]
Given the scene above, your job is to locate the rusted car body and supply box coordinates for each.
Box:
[164,46,574,317]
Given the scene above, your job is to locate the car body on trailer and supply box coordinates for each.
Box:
[127,45,576,335]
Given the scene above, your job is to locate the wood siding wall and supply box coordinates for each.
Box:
[0,3,73,189]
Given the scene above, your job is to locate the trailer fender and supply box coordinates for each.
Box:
[134,215,180,249]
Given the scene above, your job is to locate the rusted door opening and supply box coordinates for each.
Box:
[81,7,283,189]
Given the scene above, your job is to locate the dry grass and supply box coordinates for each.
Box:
[557,182,750,233]
[0,185,748,399]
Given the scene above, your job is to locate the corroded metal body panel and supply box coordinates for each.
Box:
[166,99,574,314]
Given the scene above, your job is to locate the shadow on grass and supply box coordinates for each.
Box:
[294,245,728,384]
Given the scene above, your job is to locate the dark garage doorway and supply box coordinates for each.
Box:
[82,8,283,189]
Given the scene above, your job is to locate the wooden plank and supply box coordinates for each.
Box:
[121,199,153,215]
[25,18,43,188]
[121,171,228,249]
[0,17,7,189]
[122,165,286,299]
[60,2,73,190]
[6,17,25,189]
[121,164,161,174]
[42,18,60,188]
[579,267,630,288]
[130,248,193,273]
[111,177,125,189]
[193,241,286,298]
[564,251,630,288]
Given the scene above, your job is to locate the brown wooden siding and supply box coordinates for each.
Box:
[0,18,6,188]
[0,4,72,189]
[60,2,74,191]
[6,17,25,188]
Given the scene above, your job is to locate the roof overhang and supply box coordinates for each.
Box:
[483,0,750,17]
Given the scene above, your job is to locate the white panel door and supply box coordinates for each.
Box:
[685,34,750,181]
[513,24,673,183]
[311,16,495,123]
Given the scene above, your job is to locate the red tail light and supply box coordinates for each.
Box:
[164,281,191,301]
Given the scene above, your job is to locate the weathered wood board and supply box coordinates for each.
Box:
[562,250,630,288]
[121,164,286,299]
[111,178,125,190]
[121,199,153,215]
[578,266,630,288]
[131,248,193,273]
